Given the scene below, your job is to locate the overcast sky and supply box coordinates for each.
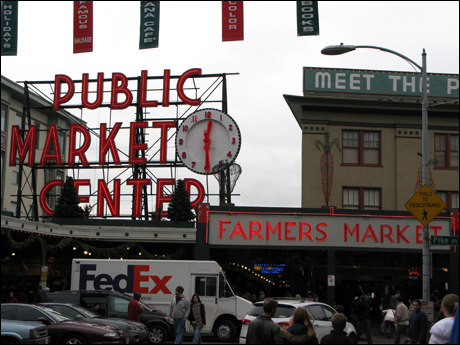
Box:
[2,1,459,215]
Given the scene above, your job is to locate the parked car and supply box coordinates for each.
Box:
[48,290,174,344]
[239,299,357,344]
[1,304,128,344]
[41,302,148,343]
[1,319,51,344]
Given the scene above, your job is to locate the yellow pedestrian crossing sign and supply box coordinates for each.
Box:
[405,185,446,227]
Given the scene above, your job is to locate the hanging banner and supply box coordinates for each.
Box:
[73,1,93,54]
[297,1,319,36]
[222,1,243,42]
[139,1,160,49]
[1,1,18,56]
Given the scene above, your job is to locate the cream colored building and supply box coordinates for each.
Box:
[1,75,85,219]
[285,67,459,213]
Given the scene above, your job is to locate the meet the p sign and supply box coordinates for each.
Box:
[405,185,446,227]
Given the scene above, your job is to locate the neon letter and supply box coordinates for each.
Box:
[53,74,75,110]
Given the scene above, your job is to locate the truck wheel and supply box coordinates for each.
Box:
[148,325,166,344]
[214,320,236,342]
[62,333,88,344]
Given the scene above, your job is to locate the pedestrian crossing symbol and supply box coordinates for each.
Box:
[405,185,446,227]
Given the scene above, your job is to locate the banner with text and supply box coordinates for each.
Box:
[1,1,18,56]
[73,1,93,54]
[139,1,159,49]
[222,1,243,42]
[208,212,451,250]
[304,67,460,99]
[297,1,319,36]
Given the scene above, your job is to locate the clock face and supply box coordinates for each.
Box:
[176,108,242,174]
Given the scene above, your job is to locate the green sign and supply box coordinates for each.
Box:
[304,67,459,99]
[1,1,18,56]
[139,1,159,49]
[431,236,459,246]
[297,1,319,36]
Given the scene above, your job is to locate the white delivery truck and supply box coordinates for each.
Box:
[71,259,253,342]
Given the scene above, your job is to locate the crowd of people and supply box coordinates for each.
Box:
[242,289,459,344]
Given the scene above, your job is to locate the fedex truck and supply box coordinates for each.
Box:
[71,259,253,342]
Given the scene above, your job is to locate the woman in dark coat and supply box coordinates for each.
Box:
[188,293,206,344]
[280,307,318,344]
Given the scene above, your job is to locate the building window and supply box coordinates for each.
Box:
[343,187,381,210]
[1,103,7,133]
[342,130,381,166]
[437,191,459,211]
[12,159,20,185]
[10,201,17,216]
[435,134,459,169]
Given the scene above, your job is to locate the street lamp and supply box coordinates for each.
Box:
[321,44,430,301]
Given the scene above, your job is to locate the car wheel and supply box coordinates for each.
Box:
[148,325,166,344]
[214,320,236,342]
[62,333,88,344]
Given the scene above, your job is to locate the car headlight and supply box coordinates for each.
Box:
[104,332,119,337]
[126,324,133,330]
[29,329,39,338]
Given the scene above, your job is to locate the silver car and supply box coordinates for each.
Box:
[239,299,356,344]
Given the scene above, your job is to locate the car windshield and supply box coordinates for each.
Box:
[139,300,153,312]
[71,305,101,318]
[248,305,296,319]
[39,306,74,322]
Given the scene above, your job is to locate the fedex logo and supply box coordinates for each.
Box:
[79,264,172,294]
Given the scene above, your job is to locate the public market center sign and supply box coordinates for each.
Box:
[304,67,459,99]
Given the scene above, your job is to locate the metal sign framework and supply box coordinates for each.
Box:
[14,71,238,221]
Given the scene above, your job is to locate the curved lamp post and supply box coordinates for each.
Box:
[321,44,430,301]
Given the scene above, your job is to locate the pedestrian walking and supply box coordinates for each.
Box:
[394,296,410,344]
[166,286,190,344]
[389,290,401,310]
[382,308,395,339]
[280,307,318,344]
[258,291,266,302]
[5,291,18,303]
[429,293,458,344]
[351,295,373,344]
[246,298,282,344]
[128,292,144,322]
[39,289,53,302]
[188,293,206,344]
[408,299,427,344]
[321,313,357,344]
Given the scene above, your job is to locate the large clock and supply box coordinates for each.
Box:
[176,108,242,175]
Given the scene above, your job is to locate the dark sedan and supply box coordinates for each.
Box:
[1,304,128,344]
[41,302,148,343]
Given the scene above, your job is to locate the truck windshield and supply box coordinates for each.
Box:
[219,271,235,298]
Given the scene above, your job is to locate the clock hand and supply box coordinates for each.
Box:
[204,121,213,172]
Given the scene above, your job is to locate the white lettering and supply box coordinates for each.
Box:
[389,75,401,91]
[362,74,374,90]
[350,74,361,90]
[315,72,331,89]
[229,25,237,30]
[447,78,459,94]
[302,7,314,12]
[302,13,314,19]
[403,76,416,93]
[335,73,346,89]
[303,27,314,32]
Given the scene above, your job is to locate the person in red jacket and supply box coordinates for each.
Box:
[128,291,144,322]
